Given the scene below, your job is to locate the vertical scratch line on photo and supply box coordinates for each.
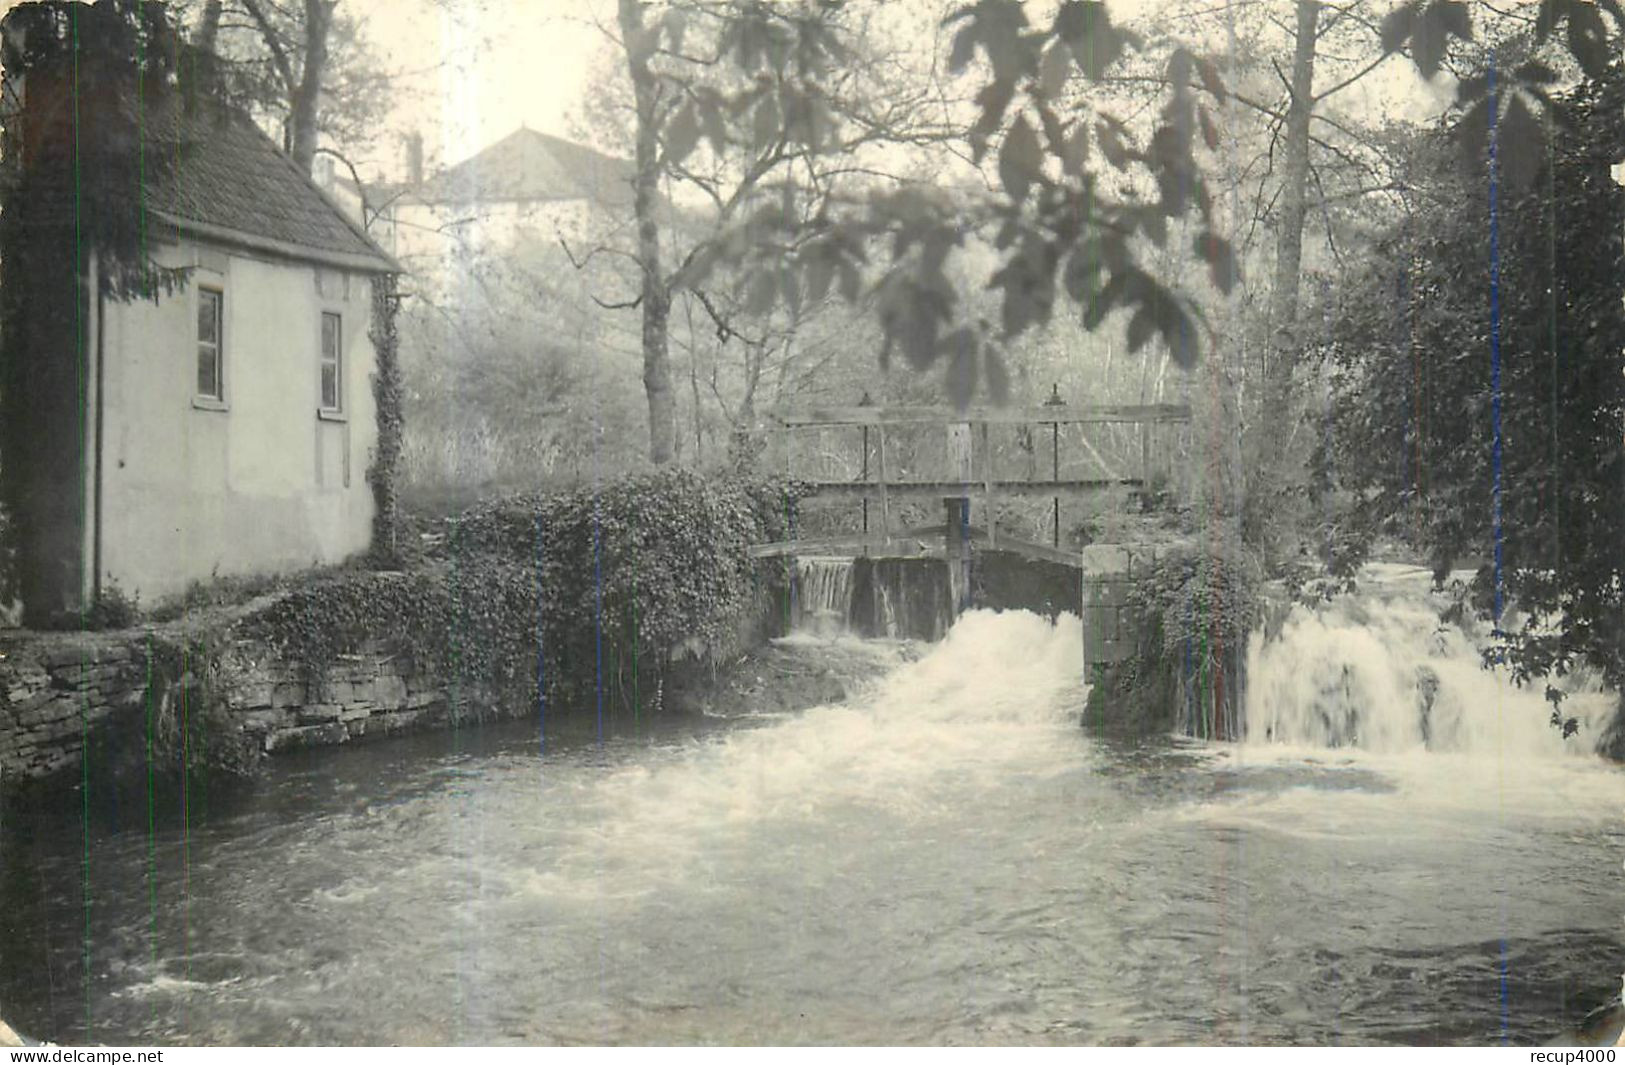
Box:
[535,509,546,758]
[1487,50,1511,1044]
[145,637,158,1033]
[593,432,604,746]
[67,1,94,1041]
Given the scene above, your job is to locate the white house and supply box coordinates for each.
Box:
[1,59,399,623]
[319,126,644,298]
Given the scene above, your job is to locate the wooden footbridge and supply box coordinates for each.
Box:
[751,394,1192,673]
[750,396,1190,564]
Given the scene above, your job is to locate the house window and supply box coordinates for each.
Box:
[320,311,342,412]
[196,288,224,401]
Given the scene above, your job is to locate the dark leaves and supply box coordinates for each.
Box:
[969,78,1017,161]
[1198,105,1220,151]
[837,259,862,302]
[876,269,955,372]
[751,93,782,152]
[948,22,979,74]
[1380,1,1421,53]
[1496,92,1547,193]
[1039,40,1072,98]
[1433,0,1472,41]
[998,115,1044,202]
[1138,206,1168,248]
[805,252,836,305]
[990,236,1058,338]
[1533,0,1566,43]
[744,268,779,317]
[1166,48,1193,95]
[1060,123,1090,176]
[1193,54,1227,101]
[943,0,1032,81]
[1455,88,1549,194]
[1455,94,1491,163]
[1096,117,1130,169]
[1385,0,1473,77]
[1515,60,1559,85]
[1054,0,1130,79]
[1126,307,1155,353]
[1194,231,1239,295]
[661,9,689,54]
[1567,1,1612,78]
[1062,246,1100,303]
[1410,6,1448,78]
[663,102,702,166]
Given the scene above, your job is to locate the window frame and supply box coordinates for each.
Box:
[194,285,227,410]
[318,309,344,418]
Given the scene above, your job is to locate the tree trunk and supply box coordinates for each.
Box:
[1264,0,1319,435]
[287,0,333,174]
[619,0,676,465]
[1246,0,1318,555]
[196,0,223,52]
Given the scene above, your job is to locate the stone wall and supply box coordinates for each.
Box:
[1079,540,1193,671]
[0,634,142,779]
[0,625,457,785]
[224,643,450,755]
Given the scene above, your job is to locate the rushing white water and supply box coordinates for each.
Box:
[568,609,1086,872]
[1244,565,1618,757]
[793,556,856,637]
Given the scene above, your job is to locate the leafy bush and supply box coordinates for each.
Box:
[1086,539,1263,740]
[84,582,141,631]
[240,558,541,718]
[1310,61,1625,705]
[146,570,292,623]
[241,471,814,721]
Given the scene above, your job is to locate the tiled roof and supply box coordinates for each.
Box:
[142,97,396,272]
[412,127,637,207]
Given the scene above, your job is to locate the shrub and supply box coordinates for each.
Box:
[84,582,141,631]
[1086,539,1263,740]
[241,471,814,722]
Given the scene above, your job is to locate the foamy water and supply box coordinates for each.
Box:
[1245,566,1617,757]
[2,602,1622,1046]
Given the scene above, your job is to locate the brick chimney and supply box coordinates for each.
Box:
[404,130,423,186]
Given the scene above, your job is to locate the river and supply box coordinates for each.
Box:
[1,568,1622,1045]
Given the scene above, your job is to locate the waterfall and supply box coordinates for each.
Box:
[793,556,856,637]
[1244,564,1618,757]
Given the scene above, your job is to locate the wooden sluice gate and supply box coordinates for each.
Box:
[753,395,1192,628]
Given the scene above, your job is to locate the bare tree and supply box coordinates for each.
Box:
[175,0,389,172]
[579,1,954,465]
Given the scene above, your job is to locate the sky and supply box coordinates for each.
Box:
[358,0,621,180]
[355,0,1460,184]
[0,0,1468,183]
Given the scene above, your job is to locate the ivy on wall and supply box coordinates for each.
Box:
[1085,540,1262,740]
[366,272,403,565]
[242,471,815,721]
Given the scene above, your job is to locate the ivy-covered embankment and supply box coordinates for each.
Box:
[1083,539,1264,740]
[0,471,812,786]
